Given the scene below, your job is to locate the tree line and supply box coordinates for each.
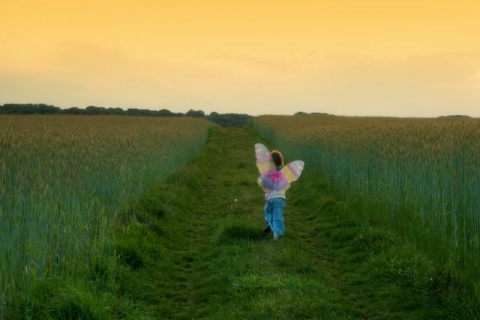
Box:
[0,103,253,127]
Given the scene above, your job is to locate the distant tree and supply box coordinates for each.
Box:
[62,107,85,114]
[0,103,60,114]
[0,104,254,127]
[106,107,125,115]
[85,106,108,115]
[437,115,471,119]
[186,109,205,118]
[126,108,142,116]
[37,104,61,114]
[140,109,157,116]
[158,109,175,117]
[0,104,31,114]
[207,113,252,127]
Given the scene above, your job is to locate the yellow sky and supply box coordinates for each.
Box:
[1,0,480,116]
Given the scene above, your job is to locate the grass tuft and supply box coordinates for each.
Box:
[115,242,145,270]
[217,224,266,243]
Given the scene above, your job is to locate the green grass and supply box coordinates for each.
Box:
[6,124,479,319]
[124,125,478,318]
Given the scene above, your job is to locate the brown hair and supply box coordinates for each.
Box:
[271,150,284,168]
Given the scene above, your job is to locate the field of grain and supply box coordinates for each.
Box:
[254,114,480,279]
[0,115,212,311]
[3,118,478,318]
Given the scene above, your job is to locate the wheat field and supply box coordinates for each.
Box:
[254,114,480,278]
[0,115,212,307]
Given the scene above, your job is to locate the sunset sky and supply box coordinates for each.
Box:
[1,0,479,117]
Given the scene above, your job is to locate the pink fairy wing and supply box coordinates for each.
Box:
[280,161,305,183]
[255,143,275,175]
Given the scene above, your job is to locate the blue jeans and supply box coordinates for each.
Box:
[264,197,286,236]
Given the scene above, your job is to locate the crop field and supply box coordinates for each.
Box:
[254,115,480,282]
[2,115,479,318]
[0,115,212,312]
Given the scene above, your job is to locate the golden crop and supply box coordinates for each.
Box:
[255,114,480,163]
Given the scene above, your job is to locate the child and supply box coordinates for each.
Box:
[255,143,304,240]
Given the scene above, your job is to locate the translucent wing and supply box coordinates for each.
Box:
[280,161,305,184]
[257,161,304,193]
[255,143,275,175]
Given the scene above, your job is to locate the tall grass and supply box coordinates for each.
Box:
[0,115,212,315]
[253,115,480,280]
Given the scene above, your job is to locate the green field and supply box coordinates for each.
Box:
[254,115,480,284]
[0,115,212,318]
[1,115,479,319]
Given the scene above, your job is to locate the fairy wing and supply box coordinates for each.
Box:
[280,161,305,183]
[257,161,305,192]
[255,143,275,175]
[255,143,305,193]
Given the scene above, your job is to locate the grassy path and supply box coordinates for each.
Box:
[126,126,464,319]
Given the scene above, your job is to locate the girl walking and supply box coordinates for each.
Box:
[255,143,304,240]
